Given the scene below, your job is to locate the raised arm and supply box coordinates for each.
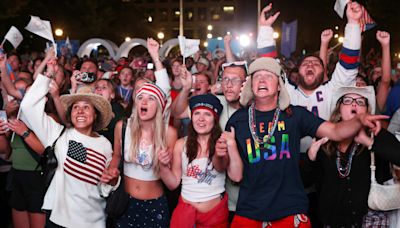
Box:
[171,66,192,118]
[319,29,333,82]
[224,35,236,63]
[48,78,67,124]
[33,46,56,80]
[257,3,280,58]
[19,59,63,147]
[147,38,172,123]
[329,1,363,87]
[147,38,164,71]
[375,31,391,112]
[0,53,23,100]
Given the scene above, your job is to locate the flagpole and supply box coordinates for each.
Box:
[10,107,22,142]
[257,0,261,32]
[179,0,183,36]
[1,39,5,47]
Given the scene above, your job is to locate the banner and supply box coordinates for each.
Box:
[281,20,298,58]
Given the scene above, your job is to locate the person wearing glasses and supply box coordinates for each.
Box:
[228,57,387,227]
[302,86,400,227]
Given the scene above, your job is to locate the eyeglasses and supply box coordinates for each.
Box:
[341,96,368,106]
[221,77,243,86]
[300,60,322,67]
[222,61,248,74]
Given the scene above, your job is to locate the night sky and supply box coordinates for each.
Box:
[0,0,399,57]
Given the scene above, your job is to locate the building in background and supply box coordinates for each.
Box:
[129,0,243,43]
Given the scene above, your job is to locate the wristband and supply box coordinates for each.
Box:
[21,129,31,139]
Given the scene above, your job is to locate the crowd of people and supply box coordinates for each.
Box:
[1,1,400,228]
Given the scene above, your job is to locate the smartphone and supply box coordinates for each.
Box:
[0,110,7,123]
[147,63,154,70]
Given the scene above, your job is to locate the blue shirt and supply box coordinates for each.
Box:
[226,105,324,221]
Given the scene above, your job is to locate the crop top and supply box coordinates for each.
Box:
[181,139,225,202]
[123,119,160,181]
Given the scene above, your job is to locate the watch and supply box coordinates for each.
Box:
[21,129,31,139]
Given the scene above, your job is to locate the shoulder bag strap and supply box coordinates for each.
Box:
[119,119,127,173]
[35,127,66,170]
[370,133,377,184]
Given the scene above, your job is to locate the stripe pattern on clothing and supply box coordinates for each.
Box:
[64,140,106,185]
[258,46,278,58]
[339,47,360,69]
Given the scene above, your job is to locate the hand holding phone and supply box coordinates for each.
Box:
[0,110,9,133]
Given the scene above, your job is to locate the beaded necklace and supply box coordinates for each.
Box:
[336,143,358,178]
[248,102,280,148]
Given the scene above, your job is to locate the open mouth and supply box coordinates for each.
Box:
[258,86,268,91]
[351,109,357,114]
[140,107,148,115]
[306,69,314,76]
[76,116,87,122]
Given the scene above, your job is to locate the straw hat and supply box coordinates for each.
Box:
[60,86,113,131]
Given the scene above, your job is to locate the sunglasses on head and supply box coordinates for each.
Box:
[221,61,248,75]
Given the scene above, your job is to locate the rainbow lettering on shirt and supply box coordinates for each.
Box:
[246,121,291,163]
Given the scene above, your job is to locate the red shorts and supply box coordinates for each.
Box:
[170,193,229,228]
[231,214,311,228]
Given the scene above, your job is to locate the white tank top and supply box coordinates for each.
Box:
[123,119,160,181]
[181,140,226,202]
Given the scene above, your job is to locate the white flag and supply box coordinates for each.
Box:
[178,36,200,58]
[334,0,349,18]
[25,16,54,42]
[4,26,23,49]
[65,36,72,49]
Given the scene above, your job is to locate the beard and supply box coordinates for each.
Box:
[298,72,324,91]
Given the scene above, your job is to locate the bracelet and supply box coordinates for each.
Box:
[21,129,31,139]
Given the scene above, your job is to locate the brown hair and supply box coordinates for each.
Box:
[185,118,222,165]
[65,101,102,131]
[322,97,369,158]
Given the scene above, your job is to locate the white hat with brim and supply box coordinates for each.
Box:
[60,86,113,131]
[239,57,290,110]
[197,57,210,68]
[332,86,376,114]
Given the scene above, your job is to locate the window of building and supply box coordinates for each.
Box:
[185,8,194,21]
[198,8,207,21]
[146,9,155,22]
[210,8,221,21]
[173,8,180,21]
[223,5,234,21]
[160,8,168,21]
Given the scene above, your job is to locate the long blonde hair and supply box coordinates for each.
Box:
[126,100,166,171]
